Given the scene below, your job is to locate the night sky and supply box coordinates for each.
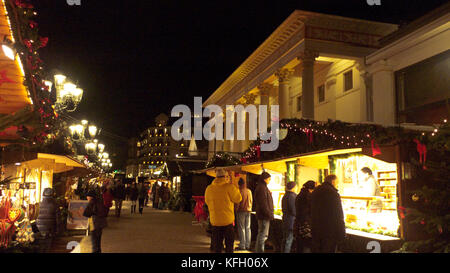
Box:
[31,0,447,168]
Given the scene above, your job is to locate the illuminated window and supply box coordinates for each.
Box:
[181,143,184,147]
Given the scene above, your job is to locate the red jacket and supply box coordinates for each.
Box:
[103,191,114,208]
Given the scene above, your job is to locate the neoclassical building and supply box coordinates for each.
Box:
[204,7,449,158]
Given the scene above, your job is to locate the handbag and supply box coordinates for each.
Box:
[298,222,312,239]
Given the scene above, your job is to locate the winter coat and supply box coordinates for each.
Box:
[102,190,114,208]
[254,181,274,221]
[129,187,139,201]
[138,184,148,199]
[295,188,312,225]
[311,182,346,242]
[83,197,108,230]
[113,183,126,200]
[205,177,242,226]
[159,186,170,202]
[235,188,252,212]
[282,191,297,231]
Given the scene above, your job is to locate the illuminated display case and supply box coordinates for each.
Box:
[335,155,400,237]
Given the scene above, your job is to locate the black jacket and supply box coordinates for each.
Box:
[129,187,138,201]
[113,184,126,200]
[295,188,312,225]
[282,191,297,230]
[311,182,345,242]
[254,182,274,221]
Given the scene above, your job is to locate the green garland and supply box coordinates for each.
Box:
[205,152,241,168]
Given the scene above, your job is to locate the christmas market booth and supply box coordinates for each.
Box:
[201,118,449,252]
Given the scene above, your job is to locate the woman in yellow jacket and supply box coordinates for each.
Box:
[205,168,242,253]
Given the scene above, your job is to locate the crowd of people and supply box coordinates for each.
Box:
[82,178,172,253]
[204,167,357,254]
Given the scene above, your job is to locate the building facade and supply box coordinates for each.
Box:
[203,7,449,158]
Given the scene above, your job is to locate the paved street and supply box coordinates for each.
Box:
[76,201,212,253]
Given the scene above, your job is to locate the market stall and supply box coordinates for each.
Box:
[201,145,405,252]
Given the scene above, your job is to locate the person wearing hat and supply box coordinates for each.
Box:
[83,190,108,253]
[254,171,273,253]
[294,180,316,253]
[281,181,297,253]
[205,168,242,253]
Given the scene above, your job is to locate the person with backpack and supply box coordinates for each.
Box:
[129,183,139,214]
[83,190,108,253]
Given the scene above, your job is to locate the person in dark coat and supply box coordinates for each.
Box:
[281,181,297,253]
[311,175,345,253]
[151,182,158,208]
[159,182,170,210]
[254,172,274,253]
[83,190,108,253]
[294,180,316,253]
[113,180,126,217]
[137,182,148,214]
[129,183,139,214]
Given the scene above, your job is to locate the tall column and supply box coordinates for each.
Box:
[240,93,257,152]
[371,60,395,125]
[257,82,272,128]
[275,68,293,120]
[298,50,318,119]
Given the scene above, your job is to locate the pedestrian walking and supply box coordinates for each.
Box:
[281,181,297,253]
[294,180,316,253]
[153,182,160,209]
[129,183,139,214]
[137,182,148,214]
[151,182,158,208]
[311,175,346,253]
[254,171,274,253]
[83,190,108,253]
[159,182,170,210]
[205,168,242,253]
[102,185,114,217]
[235,178,252,251]
[112,180,126,217]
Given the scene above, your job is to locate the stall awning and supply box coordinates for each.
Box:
[1,152,87,174]
[196,148,363,177]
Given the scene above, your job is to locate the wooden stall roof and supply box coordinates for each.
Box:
[1,151,87,173]
[195,148,363,177]
[0,0,32,114]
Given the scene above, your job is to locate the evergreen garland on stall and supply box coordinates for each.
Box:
[1,0,58,145]
[205,152,240,168]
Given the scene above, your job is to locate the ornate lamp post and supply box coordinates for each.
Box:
[48,74,84,113]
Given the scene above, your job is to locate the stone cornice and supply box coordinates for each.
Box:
[203,10,398,107]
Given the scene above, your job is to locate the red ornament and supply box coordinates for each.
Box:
[420,219,425,225]
[29,21,38,29]
[371,139,381,157]
[306,129,314,144]
[413,139,427,169]
[39,37,48,48]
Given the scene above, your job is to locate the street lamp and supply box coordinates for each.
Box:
[51,74,84,112]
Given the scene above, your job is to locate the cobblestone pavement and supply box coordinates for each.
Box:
[77,201,213,253]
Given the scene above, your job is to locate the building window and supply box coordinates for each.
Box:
[297,96,302,112]
[344,70,353,91]
[318,84,325,102]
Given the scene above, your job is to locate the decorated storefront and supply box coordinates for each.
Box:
[199,118,448,252]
